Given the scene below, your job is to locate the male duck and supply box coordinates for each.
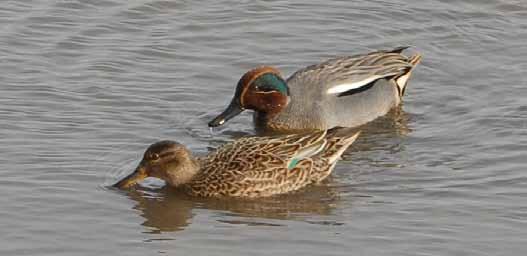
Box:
[114,129,360,198]
[208,46,422,132]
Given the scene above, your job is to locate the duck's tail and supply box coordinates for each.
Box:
[307,129,360,183]
[395,52,422,97]
[323,130,361,164]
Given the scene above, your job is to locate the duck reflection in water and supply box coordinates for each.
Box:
[331,106,412,163]
[123,184,340,233]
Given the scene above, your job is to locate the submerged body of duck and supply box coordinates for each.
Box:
[209,47,421,132]
[114,129,360,198]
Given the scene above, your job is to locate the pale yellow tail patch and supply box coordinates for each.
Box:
[395,72,411,93]
[396,54,422,96]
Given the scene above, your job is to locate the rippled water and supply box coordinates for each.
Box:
[1,0,526,255]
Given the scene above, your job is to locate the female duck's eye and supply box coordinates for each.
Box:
[151,153,160,160]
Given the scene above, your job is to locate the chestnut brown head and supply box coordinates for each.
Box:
[208,66,290,127]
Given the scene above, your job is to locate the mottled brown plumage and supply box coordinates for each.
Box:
[114,130,361,198]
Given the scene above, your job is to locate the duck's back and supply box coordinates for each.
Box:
[183,131,354,198]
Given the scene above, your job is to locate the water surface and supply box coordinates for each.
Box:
[1,0,526,255]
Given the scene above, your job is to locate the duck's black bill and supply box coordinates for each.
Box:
[113,165,147,189]
[208,101,244,127]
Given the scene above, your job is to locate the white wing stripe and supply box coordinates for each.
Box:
[326,75,381,94]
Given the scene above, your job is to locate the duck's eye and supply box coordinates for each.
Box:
[258,86,276,92]
[254,84,277,93]
[151,153,160,161]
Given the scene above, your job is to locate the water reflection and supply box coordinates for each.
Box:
[125,188,194,233]
[335,106,412,180]
[346,106,411,155]
[123,184,339,233]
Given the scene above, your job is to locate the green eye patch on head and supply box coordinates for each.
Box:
[253,73,289,95]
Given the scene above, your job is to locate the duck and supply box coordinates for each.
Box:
[208,46,422,132]
[113,129,360,198]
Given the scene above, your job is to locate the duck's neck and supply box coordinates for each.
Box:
[164,158,200,187]
[253,93,291,120]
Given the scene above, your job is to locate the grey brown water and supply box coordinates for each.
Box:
[1,0,526,255]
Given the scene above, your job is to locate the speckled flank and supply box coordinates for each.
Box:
[185,130,359,197]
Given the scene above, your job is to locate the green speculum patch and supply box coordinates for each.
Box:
[287,158,300,170]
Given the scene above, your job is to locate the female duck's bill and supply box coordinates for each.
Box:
[113,164,148,189]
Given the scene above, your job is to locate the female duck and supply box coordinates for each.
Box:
[208,46,422,132]
[114,130,360,198]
